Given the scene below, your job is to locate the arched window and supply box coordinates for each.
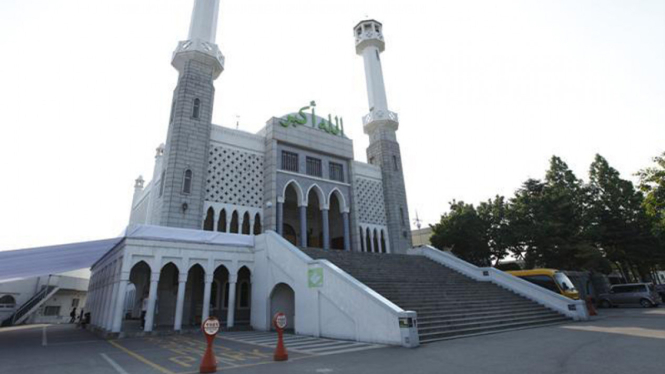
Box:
[393,155,399,171]
[242,212,251,235]
[230,211,239,233]
[182,169,192,194]
[218,209,227,232]
[159,170,166,197]
[366,228,372,252]
[381,230,387,253]
[400,207,405,226]
[192,98,201,119]
[238,281,250,308]
[0,295,16,309]
[203,207,214,231]
[359,227,365,252]
[253,213,262,235]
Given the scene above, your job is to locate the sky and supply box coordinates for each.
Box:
[0,0,663,250]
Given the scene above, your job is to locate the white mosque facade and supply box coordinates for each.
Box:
[83,0,420,346]
[77,0,589,347]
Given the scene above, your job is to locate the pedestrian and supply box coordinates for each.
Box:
[141,292,149,328]
[77,308,85,327]
[69,307,77,323]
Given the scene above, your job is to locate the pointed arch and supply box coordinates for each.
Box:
[359,227,365,252]
[253,213,262,235]
[373,228,380,253]
[203,207,214,231]
[282,180,304,206]
[230,211,239,233]
[218,209,227,232]
[328,188,347,213]
[305,184,326,209]
[242,211,251,235]
[365,227,372,252]
[381,230,387,253]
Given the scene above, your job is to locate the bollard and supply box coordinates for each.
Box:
[200,317,220,373]
[273,313,288,361]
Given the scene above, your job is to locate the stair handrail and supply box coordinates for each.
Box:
[9,285,56,325]
[262,231,419,347]
[410,246,589,321]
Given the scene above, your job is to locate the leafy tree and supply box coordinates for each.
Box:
[587,154,659,280]
[430,201,491,266]
[637,152,665,239]
[477,196,513,265]
[507,156,605,270]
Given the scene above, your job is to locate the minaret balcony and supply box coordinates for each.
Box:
[354,20,385,54]
[172,39,225,78]
[362,110,399,134]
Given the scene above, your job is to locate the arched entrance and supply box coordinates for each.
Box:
[211,265,229,324]
[269,283,295,331]
[183,264,205,327]
[306,187,324,248]
[329,192,344,250]
[283,183,301,246]
[234,266,252,327]
[156,263,179,328]
[127,261,150,331]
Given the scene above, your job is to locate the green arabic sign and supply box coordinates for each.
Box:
[280,101,345,137]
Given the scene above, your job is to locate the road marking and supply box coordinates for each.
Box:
[220,331,385,356]
[108,340,176,374]
[0,324,50,334]
[562,325,665,340]
[101,353,130,374]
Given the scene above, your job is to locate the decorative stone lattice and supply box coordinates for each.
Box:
[356,177,386,225]
[206,145,264,208]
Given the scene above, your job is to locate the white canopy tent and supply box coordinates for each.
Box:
[0,225,255,283]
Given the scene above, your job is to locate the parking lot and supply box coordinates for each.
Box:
[0,307,663,374]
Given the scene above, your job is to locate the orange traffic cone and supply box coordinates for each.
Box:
[585,296,598,316]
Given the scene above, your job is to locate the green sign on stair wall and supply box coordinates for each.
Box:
[308,268,324,288]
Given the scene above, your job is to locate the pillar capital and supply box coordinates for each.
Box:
[178,273,188,283]
[228,273,238,283]
[204,274,214,283]
[150,272,160,282]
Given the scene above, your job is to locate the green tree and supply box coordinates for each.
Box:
[508,156,607,271]
[637,152,665,239]
[587,154,659,281]
[430,201,491,266]
[477,195,513,265]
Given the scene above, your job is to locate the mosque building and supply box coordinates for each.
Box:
[128,8,411,256]
[2,1,588,347]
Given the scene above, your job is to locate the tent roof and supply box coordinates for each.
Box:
[0,238,122,283]
[0,225,255,283]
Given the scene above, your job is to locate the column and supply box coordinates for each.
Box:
[106,271,120,330]
[299,205,307,247]
[226,274,237,328]
[174,273,187,331]
[276,202,283,235]
[144,272,159,332]
[342,212,351,251]
[226,213,232,233]
[321,208,330,250]
[359,227,365,252]
[369,230,376,253]
[213,209,219,232]
[202,273,213,322]
[111,273,129,333]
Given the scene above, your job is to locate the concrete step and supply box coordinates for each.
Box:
[417,310,559,328]
[419,318,569,343]
[415,305,546,321]
[418,314,567,334]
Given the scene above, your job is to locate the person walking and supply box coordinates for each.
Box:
[140,293,149,328]
[69,307,77,323]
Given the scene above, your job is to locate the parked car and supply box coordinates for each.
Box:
[598,283,662,308]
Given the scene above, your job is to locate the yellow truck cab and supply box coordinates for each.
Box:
[507,269,580,300]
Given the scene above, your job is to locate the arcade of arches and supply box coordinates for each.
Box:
[277,182,351,251]
[122,261,251,332]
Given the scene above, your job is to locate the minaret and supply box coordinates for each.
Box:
[157,0,224,229]
[354,20,412,254]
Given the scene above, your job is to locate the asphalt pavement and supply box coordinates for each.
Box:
[0,306,663,374]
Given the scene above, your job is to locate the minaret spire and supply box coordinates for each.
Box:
[354,19,412,254]
[188,0,220,43]
[172,0,225,79]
